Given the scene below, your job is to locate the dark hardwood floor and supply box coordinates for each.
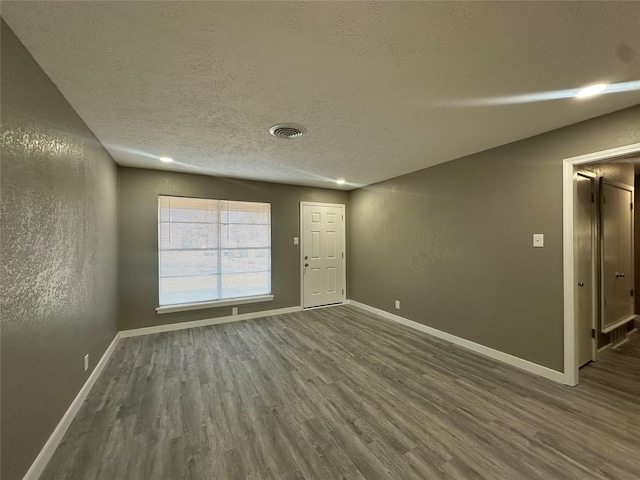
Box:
[41,305,640,479]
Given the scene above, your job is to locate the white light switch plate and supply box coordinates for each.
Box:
[533,234,544,247]
[293,237,299,245]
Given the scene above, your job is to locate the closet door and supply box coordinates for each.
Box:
[601,180,635,332]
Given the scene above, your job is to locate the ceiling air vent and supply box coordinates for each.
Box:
[269,124,305,139]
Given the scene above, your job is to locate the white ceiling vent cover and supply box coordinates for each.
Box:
[269,124,305,139]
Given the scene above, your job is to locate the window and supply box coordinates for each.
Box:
[158,195,271,310]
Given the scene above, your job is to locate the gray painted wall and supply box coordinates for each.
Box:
[1,21,119,479]
[349,105,640,372]
[118,167,348,330]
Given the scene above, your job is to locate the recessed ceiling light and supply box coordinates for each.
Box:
[575,83,608,98]
[336,179,346,185]
[159,156,174,163]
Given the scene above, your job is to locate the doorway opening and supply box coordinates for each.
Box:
[563,143,640,385]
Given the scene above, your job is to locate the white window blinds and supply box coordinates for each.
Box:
[158,195,271,306]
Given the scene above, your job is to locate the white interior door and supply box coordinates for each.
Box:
[601,180,635,332]
[301,202,345,308]
[575,173,595,367]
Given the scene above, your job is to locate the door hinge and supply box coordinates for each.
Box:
[631,202,634,210]
[631,289,634,297]
[603,196,606,204]
[342,252,344,259]
[342,288,344,295]
[604,298,607,307]
[591,193,595,203]
[591,328,596,339]
[342,215,344,221]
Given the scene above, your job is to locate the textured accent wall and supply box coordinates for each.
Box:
[1,21,119,479]
[349,105,640,372]
[577,161,634,186]
[118,167,348,330]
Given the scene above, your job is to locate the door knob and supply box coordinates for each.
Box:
[304,263,309,267]
[304,256,308,260]
[615,272,625,278]
[578,282,584,287]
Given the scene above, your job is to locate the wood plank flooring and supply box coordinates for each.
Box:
[41,306,640,479]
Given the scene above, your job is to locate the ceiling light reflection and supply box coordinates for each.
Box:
[452,80,640,106]
[575,83,607,98]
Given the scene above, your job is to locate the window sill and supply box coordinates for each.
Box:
[156,295,274,315]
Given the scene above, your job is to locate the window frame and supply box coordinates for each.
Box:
[155,195,273,314]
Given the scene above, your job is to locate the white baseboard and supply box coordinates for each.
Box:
[348,300,565,384]
[23,332,122,480]
[120,305,303,338]
[597,342,613,355]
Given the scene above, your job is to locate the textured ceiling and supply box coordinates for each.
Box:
[3,1,640,189]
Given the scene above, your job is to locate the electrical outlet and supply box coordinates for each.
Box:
[533,233,544,247]
[395,300,400,310]
[293,237,299,245]
[232,307,238,316]
[84,354,89,372]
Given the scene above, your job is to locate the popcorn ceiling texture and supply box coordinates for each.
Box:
[1,21,118,480]
[3,1,640,189]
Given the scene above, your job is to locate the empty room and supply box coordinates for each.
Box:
[2,2,640,479]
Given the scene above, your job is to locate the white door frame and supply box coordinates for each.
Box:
[299,201,347,308]
[562,142,640,386]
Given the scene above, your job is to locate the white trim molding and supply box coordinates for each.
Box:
[562,142,640,386]
[23,332,122,480]
[122,305,302,338]
[156,294,274,315]
[349,300,565,384]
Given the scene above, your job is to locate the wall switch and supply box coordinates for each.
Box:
[533,234,544,248]
[395,300,400,309]
[84,354,89,372]
[293,237,299,245]
[232,307,238,316]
